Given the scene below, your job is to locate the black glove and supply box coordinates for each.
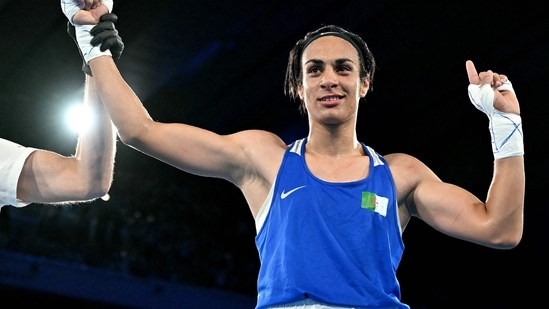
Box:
[90,13,124,60]
[67,13,124,76]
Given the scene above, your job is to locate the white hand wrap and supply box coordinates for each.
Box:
[61,0,114,63]
[467,80,524,159]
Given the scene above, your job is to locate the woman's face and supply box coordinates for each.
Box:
[298,35,369,125]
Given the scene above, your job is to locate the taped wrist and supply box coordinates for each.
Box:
[489,111,523,159]
[75,24,112,63]
[468,81,524,159]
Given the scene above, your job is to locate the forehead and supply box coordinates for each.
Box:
[302,35,359,62]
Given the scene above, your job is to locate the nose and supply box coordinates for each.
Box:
[320,68,339,90]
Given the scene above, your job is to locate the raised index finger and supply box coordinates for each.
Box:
[466,60,480,85]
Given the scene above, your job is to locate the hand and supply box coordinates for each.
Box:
[67,13,123,75]
[466,60,520,115]
[90,13,124,60]
[79,0,100,10]
[61,0,113,25]
[73,3,110,25]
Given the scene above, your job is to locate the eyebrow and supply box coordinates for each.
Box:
[304,58,355,66]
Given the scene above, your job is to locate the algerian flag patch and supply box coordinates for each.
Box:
[361,192,388,216]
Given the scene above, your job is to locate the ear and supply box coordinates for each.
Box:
[359,78,370,98]
[297,85,304,100]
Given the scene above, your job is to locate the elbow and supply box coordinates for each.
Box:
[116,122,151,149]
[79,175,113,201]
[95,178,113,198]
[491,238,521,250]
[483,212,524,249]
[501,233,523,249]
[118,132,139,148]
[486,229,523,250]
[82,181,111,201]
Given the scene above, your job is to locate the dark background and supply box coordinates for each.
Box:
[0,0,547,308]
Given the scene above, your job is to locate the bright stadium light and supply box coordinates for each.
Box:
[65,102,92,134]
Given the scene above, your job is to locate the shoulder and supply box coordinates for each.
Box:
[383,152,428,172]
[230,129,289,176]
[382,152,438,195]
[231,129,290,150]
[229,130,289,205]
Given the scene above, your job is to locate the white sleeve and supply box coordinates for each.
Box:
[0,138,38,208]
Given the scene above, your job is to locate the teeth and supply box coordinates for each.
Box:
[322,97,338,101]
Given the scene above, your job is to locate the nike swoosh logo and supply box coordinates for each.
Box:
[280,186,306,199]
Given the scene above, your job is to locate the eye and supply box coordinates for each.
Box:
[307,66,322,75]
[336,65,352,73]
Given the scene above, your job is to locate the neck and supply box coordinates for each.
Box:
[305,133,363,158]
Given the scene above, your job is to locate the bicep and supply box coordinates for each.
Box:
[389,153,487,240]
[412,177,488,241]
[17,151,81,203]
[125,121,259,183]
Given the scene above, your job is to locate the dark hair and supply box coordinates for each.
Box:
[284,25,376,114]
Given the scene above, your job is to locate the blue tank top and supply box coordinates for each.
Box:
[255,138,408,309]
